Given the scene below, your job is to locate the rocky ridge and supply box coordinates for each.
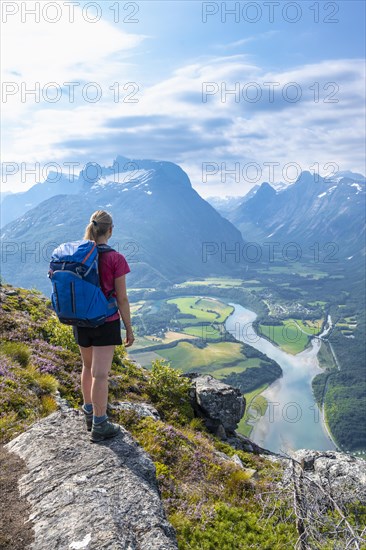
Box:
[5,407,178,550]
[4,373,366,549]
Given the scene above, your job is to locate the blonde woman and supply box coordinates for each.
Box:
[73,210,135,442]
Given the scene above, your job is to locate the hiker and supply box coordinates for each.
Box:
[73,210,135,442]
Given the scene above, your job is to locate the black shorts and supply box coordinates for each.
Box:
[73,318,122,347]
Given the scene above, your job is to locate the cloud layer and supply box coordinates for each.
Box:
[1,6,365,197]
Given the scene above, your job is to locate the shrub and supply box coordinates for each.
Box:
[0,412,18,441]
[189,417,206,432]
[40,395,58,415]
[21,365,59,395]
[173,502,296,549]
[0,341,31,367]
[41,317,79,353]
[112,345,127,372]
[146,359,194,424]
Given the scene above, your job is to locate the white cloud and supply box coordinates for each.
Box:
[1,3,147,135]
[1,6,144,82]
[216,30,280,50]
[1,31,365,197]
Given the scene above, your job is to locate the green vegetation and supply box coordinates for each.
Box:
[132,300,178,337]
[317,341,337,371]
[1,282,365,548]
[146,360,194,424]
[0,341,31,367]
[0,284,132,440]
[312,373,329,407]
[322,301,366,452]
[256,263,328,279]
[173,277,244,288]
[129,292,282,402]
[155,338,281,395]
[295,318,323,335]
[167,296,234,323]
[335,315,358,338]
[223,358,281,395]
[237,385,268,437]
[42,317,79,353]
[258,319,310,354]
[162,268,365,452]
[126,416,297,549]
[157,341,246,373]
[325,375,366,451]
[181,325,222,340]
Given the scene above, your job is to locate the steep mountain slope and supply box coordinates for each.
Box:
[229,171,366,262]
[1,159,244,293]
[206,186,261,218]
[1,173,81,227]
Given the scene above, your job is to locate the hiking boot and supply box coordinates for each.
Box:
[81,406,93,432]
[90,418,121,443]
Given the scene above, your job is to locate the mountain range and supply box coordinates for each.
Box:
[1,158,365,294]
[228,171,365,264]
[1,157,245,293]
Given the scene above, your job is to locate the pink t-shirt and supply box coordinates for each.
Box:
[98,250,130,322]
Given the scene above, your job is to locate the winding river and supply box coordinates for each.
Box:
[223,302,337,454]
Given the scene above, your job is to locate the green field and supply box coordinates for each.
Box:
[259,320,310,354]
[336,315,357,337]
[257,263,328,279]
[173,277,243,288]
[295,319,323,335]
[237,385,269,437]
[211,358,264,379]
[128,350,166,368]
[344,316,357,323]
[131,334,166,351]
[181,325,223,340]
[156,341,247,374]
[167,296,233,324]
[196,297,234,322]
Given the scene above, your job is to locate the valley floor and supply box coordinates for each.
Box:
[126,271,365,453]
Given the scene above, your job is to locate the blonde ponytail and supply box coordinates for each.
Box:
[84,210,113,241]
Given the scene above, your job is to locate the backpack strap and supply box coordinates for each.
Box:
[82,242,97,264]
[96,244,118,312]
[97,244,115,254]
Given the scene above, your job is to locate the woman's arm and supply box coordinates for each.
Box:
[114,275,134,347]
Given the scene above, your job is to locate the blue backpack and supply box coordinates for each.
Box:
[48,240,118,327]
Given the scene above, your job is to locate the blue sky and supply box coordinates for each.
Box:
[1,0,365,196]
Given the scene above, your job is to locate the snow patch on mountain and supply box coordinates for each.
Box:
[91,169,154,189]
[350,183,363,193]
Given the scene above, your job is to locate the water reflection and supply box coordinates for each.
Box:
[224,302,336,454]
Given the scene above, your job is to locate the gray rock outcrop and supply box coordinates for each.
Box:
[107,401,161,421]
[188,374,246,437]
[282,449,366,504]
[5,409,178,550]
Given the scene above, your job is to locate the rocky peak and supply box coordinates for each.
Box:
[257,181,276,197]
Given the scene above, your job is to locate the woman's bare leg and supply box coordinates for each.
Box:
[79,346,93,404]
[91,346,115,417]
